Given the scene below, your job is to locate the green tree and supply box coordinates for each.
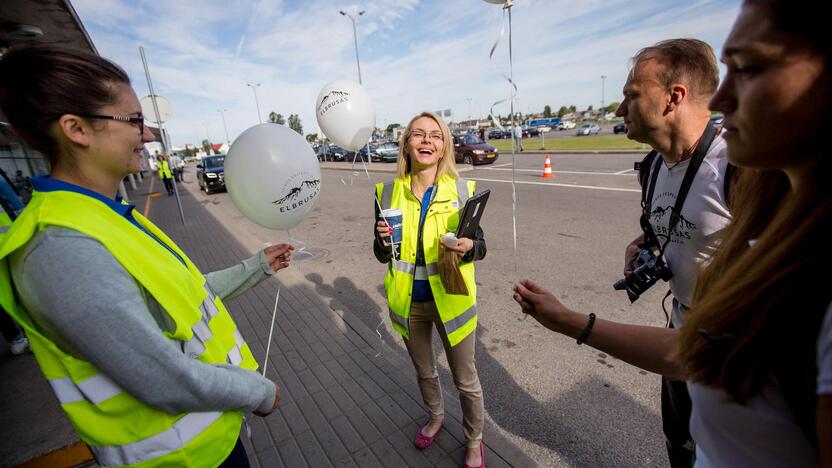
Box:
[587,105,593,111]
[268,112,285,125]
[288,114,303,134]
[201,139,211,154]
[605,102,620,113]
[557,106,569,118]
[543,105,552,118]
[385,123,401,134]
[305,133,318,143]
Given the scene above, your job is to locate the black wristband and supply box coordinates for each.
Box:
[577,313,596,345]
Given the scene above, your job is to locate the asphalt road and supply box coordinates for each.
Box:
[185,152,671,468]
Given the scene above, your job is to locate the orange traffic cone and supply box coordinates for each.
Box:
[541,153,554,178]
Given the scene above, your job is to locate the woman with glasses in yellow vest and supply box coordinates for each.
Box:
[0,46,292,467]
[374,112,487,468]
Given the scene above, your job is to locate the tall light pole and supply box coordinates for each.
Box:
[339,9,365,84]
[246,82,262,123]
[600,75,607,122]
[217,109,230,145]
[466,97,472,123]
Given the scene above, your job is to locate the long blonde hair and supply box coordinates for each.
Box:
[395,112,459,180]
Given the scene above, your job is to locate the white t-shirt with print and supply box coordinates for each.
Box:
[689,302,831,468]
[646,134,731,326]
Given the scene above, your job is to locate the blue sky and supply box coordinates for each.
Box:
[73,0,742,148]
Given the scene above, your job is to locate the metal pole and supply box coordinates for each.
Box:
[466,97,472,123]
[218,109,230,145]
[601,75,607,123]
[340,10,370,165]
[140,46,186,225]
[247,83,262,124]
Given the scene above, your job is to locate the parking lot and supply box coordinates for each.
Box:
[187,150,670,467]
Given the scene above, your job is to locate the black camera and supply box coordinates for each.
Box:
[614,247,673,303]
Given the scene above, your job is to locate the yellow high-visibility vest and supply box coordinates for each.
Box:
[376,174,478,346]
[0,189,258,467]
[157,160,172,179]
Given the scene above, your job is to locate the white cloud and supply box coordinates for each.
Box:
[73,0,742,146]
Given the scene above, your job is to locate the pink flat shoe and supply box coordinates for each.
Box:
[414,420,444,450]
[462,441,485,468]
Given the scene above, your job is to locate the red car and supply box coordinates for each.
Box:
[453,134,499,165]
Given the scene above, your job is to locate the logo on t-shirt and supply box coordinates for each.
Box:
[650,201,697,242]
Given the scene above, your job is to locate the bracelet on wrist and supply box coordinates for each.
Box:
[577,313,596,345]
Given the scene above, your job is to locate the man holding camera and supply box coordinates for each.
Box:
[513,39,731,468]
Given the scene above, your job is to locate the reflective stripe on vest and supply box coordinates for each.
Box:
[49,374,122,405]
[392,259,438,280]
[93,411,223,467]
[444,304,477,336]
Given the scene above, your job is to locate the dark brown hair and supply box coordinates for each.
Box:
[0,45,130,166]
[679,0,831,416]
[633,38,719,102]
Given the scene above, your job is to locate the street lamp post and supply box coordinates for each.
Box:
[217,109,230,145]
[246,82,262,124]
[466,97,472,123]
[339,9,365,84]
[600,75,607,122]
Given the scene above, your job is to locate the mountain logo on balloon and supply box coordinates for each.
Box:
[317,90,350,116]
[272,176,321,213]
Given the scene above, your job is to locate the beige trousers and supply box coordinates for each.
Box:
[404,301,484,448]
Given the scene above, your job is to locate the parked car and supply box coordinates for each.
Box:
[344,145,373,162]
[371,141,399,163]
[523,126,540,137]
[196,154,226,194]
[575,123,601,136]
[556,120,576,130]
[613,122,627,134]
[453,134,499,165]
[315,144,346,162]
[537,125,552,133]
[487,128,510,139]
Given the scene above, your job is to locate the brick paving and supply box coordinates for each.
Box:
[0,172,536,467]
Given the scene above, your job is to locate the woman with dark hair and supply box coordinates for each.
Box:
[374,112,487,467]
[0,46,293,467]
[514,1,830,466]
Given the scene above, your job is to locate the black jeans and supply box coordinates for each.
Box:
[0,309,22,342]
[161,177,174,195]
[662,323,695,468]
[219,438,249,468]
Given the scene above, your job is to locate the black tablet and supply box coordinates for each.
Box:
[456,189,490,239]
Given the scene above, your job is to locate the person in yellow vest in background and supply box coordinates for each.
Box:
[0,45,293,467]
[374,112,487,468]
[157,154,174,196]
[0,167,29,355]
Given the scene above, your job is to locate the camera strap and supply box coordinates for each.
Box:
[641,124,718,255]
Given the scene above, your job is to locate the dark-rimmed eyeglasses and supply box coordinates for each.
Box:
[76,114,145,134]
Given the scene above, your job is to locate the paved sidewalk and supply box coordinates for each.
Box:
[0,172,536,467]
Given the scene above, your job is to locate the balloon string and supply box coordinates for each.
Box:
[488,5,519,272]
[263,285,280,377]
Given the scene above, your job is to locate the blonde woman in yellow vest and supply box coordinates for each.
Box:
[374,112,487,468]
[0,46,293,467]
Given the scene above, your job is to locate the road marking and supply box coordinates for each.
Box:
[488,162,513,168]
[143,176,155,217]
[480,167,636,176]
[614,168,634,175]
[468,177,641,193]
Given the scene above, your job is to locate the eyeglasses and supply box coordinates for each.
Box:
[77,114,145,134]
[410,130,444,142]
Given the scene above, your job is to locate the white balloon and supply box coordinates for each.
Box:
[225,124,321,230]
[315,80,376,151]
